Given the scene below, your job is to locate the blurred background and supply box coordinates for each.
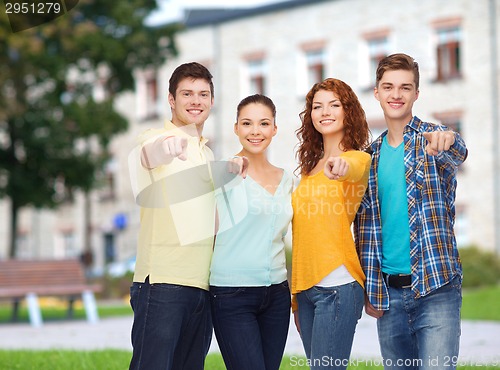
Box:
[0,0,499,285]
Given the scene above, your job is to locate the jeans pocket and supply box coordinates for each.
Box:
[130,282,140,311]
[279,280,289,290]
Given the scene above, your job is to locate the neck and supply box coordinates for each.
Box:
[322,134,345,158]
[171,120,203,138]
[384,115,411,147]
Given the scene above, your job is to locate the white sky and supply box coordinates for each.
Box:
[147,0,286,25]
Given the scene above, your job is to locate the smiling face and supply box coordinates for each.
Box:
[374,69,419,126]
[234,102,277,156]
[168,77,213,129]
[310,89,345,140]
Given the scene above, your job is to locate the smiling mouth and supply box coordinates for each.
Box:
[187,109,202,115]
[248,139,264,144]
[320,119,335,125]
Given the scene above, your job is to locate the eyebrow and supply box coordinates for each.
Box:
[313,99,340,105]
[381,82,414,88]
[178,89,211,94]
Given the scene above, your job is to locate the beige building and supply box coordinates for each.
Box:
[1,0,499,269]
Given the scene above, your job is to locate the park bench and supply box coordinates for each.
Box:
[0,259,102,327]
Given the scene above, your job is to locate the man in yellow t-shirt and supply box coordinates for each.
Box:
[128,62,247,370]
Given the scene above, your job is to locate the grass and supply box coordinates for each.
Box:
[0,299,132,323]
[0,351,498,370]
[462,285,500,321]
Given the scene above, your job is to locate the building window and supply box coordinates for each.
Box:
[62,232,78,258]
[454,205,469,247]
[136,69,160,122]
[99,158,118,202]
[436,26,462,81]
[248,59,266,95]
[433,110,463,135]
[306,49,325,87]
[144,74,159,120]
[367,37,388,87]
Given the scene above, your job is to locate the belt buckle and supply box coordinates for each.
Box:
[399,274,412,288]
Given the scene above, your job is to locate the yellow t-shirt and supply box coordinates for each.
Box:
[291,150,371,309]
[129,121,216,290]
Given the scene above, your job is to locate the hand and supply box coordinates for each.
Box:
[228,156,249,179]
[364,294,384,319]
[324,156,349,180]
[293,310,301,334]
[422,131,455,156]
[159,136,188,161]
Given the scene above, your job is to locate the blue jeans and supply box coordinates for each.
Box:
[377,275,462,370]
[129,278,212,370]
[297,281,364,370]
[209,281,291,370]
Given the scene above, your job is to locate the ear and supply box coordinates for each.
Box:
[415,89,420,101]
[233,122,238,135]
[374,87,380,102]
[168,93,175,109]
[272,123,278,137]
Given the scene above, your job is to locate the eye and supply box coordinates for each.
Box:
[261,121,270,126]
[313,106,321,110]
[201,92,210,98]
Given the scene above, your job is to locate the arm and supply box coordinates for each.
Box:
[324,151,370,182]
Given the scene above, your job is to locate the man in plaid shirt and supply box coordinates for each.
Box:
[354,53,467,370]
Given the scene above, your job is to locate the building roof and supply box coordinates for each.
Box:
[182,0,333,28]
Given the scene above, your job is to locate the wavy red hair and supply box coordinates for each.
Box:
[295,78,371,175]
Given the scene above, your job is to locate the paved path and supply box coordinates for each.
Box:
[1,314,499,365]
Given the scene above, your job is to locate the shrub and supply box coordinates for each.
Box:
[459,245,500,288]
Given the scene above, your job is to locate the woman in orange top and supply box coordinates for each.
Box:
[291,78,371,370]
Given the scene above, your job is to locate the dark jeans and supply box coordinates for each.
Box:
[129,278,212,370]
[209,281,291,370]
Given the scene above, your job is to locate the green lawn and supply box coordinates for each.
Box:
[462,285,500,321]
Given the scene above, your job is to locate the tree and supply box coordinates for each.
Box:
[0,0,179,257]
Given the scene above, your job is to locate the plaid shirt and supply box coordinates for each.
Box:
[354,116,468,310]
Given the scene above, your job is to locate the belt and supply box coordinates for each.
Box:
[382,273,412,288]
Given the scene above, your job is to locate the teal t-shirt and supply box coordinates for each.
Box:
[378,136,411,275]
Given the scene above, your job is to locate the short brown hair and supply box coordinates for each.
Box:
[376,53,420,90]
[168,62,214,97]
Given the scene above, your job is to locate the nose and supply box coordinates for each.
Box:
[251,124,259,134]
[191,94,201,104]
[392,88,403,99]
[321,107,331,116]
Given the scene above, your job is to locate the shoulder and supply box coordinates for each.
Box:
[342,150,372,164]
[137,128,166,144]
